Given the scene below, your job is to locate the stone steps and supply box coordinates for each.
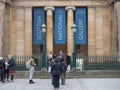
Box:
[15,70,120,79]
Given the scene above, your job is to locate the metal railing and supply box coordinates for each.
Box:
[13,55,42,70]
[6,54,120,70]
[75,55,120,70]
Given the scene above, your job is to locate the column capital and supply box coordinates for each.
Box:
[44,6,55,11]
[65,6,76,11]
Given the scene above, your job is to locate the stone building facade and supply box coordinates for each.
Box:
[0,0,120,56]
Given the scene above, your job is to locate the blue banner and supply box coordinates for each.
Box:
[75,8,87,44]
[33,8,45,44]
[54,8,66,44]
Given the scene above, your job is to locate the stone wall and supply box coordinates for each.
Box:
[10,6,32,55]
[0,0,118,56]
[115,2,120,55]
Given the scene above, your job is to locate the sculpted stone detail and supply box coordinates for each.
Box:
[44,6,55,11]
[65,6,76,11]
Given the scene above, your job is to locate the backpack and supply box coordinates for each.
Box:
[52,63,61,76]
[61,62,67,72]
[26,60,31,69]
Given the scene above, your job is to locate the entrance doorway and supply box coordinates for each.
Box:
[53,44,67,58]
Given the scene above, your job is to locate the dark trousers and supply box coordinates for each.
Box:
[1,74,4,81]
[4,69,9,81]
[10,75,14,81]
[61,72,66,85]
[53,75,60,88]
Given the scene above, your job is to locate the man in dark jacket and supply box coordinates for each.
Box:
[51,56,62,89]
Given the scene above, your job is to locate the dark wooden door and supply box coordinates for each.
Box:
[53,44,67,58]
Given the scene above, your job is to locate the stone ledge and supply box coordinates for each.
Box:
[15,70,120,79]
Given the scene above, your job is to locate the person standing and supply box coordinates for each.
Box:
[8,55,16,82]
[50,53,57,85]
[47,52,53,72]
[48,52,53,62]
[66,54,71,71]
[29,56,36,84]
[66,54,71,66]
[51,56,62,89]
[0,57,5,83]
[60,60,67,85]
[59,51,64,62]
[4,57,9,82]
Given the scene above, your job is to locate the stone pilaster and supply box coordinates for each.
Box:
[4,5,10,55]
[115,2,120,55]
[95,7,103,55]
[16,7,25,55]
[65,6,76,55]
[109,8,115,55]
[44,6,54,54]
[103,7,110,55]
[10,7,17,55]
[24,7,32,56]
[88,7,96,55]
[0,1,5,56]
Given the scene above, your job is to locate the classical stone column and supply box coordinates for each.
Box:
[25,7,32,56]
[44,6,54,54]
[65,6,76,55]
[88,7,96,55]
[0,1,5,56]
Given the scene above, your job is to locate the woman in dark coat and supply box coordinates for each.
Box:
[8,55,16,82]
[66,54,71,66]
[0,57,5,83]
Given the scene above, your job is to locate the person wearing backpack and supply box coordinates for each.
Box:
[49,53,57,85]
[51,56,62,89]
[28,56,36,84]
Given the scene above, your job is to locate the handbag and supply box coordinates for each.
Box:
[48,66,51,72]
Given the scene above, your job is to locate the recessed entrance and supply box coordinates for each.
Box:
[53,44,67,58]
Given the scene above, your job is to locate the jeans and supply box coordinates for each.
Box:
[29,66,34,80]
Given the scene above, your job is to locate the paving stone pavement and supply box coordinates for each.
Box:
[0,78,120,90]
